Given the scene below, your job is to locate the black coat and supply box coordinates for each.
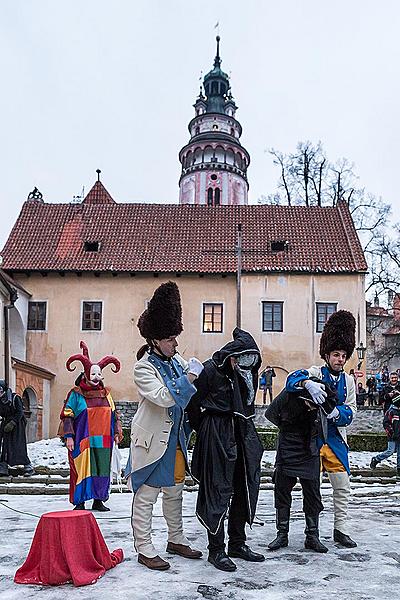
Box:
[0,393,30,466]
[187,328,264,534]
[265,388,320,480]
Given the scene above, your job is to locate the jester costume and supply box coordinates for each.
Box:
[60,342,122,508]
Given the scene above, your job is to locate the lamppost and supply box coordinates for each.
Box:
[356,341,366,371]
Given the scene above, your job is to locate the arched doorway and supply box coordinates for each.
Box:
[22,387,38,443]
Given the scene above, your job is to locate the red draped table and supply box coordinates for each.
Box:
[14,510,123,587]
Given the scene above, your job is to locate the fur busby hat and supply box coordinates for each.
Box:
[137,281,183,340]
[319,310,356,361]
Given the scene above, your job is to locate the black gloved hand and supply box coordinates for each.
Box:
[3,420,16,433]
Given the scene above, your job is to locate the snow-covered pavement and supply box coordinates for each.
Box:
[1,478,400,600]
[26,437,399,472]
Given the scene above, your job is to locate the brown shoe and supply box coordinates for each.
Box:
[166,542,202,559]
[138,553,170,570]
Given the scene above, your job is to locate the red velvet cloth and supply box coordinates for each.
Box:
[14,510,123,587]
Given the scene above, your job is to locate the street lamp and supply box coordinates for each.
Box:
[356,341,366,371]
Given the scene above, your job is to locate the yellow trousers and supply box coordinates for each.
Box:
[320,444,346,473]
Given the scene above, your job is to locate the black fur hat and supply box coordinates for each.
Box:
[137,281,183,340]
[319,310,356,361]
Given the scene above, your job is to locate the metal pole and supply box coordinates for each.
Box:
[236,223,242,328]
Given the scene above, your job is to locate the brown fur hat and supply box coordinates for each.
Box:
[137,281,183,340]
[319,310,356,361]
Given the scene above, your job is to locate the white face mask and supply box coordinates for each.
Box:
[236,353,258,369]
[89,365,104,385]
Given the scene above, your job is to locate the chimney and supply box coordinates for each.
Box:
[388,290,395,307]
[374,292,379,307]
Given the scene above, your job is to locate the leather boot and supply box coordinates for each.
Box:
[92,499,110,512]
[304,514,328,553]
[268,507,289,550]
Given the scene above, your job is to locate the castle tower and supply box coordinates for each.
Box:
[178,37,250,206]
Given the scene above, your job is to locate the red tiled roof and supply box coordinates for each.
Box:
[83,181,115,205]
[383,321,400,336]
[367,306,391,317]
[0,199,367,274]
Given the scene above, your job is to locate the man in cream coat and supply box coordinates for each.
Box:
[286,310,358,548]
[125,282,203,571]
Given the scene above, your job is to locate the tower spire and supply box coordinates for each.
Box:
[214,35,221,68]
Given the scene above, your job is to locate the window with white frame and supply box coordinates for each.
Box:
[202,303,223,333]
[316,302,337,333]
[28,301,47,331]
[82,301,102,331]
[262,301,283,332]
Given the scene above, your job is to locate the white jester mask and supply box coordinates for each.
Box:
[89,364,104,385]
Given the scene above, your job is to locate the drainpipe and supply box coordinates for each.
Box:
[4,288,18,385]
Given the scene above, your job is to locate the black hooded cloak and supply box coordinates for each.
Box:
[0,391,30,466]
[187,328,264,535]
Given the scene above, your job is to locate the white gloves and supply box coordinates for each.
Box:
[304,380,327,405]
[326,407,339,420]
[188,357,204,377]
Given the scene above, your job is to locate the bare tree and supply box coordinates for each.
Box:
[262,140,397,301]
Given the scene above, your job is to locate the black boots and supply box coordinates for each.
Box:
[268,508,289,550]
[333,528,357,548]
[92,499,110,512]
[73,502,85,510]
[370,457,379,469]
[304,515,328,553]
[208,551,237,572]
[228,544,265,562]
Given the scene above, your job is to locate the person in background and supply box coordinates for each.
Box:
[381,365,390,385]
[366,375,377,407]
[370,393,400,479]
[0,379,34,477]
[260,365,276,404]
[356,382,367,407]
[286,310,357,548]
[349,369,357,387]
[381,372,400,414]
[375,371,384,406]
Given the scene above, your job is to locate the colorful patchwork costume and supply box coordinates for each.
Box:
[60,342,122,508]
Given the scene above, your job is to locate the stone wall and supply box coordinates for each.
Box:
[116,401,138,428]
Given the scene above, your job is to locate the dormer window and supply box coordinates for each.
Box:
[84,241,100,252]
[271,241,287,253]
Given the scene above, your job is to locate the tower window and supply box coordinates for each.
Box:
[213,124,218,130]
[195,126,200,135]
[211,174,218,181]
[214,188,221,206]
[207,188,213,206]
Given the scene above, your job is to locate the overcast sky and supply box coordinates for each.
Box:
[1,0,400,248]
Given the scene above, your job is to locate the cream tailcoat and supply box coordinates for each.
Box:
[129,353,191,475]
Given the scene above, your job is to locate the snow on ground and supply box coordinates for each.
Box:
[1,480,400,600]
[28,438,398,472]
